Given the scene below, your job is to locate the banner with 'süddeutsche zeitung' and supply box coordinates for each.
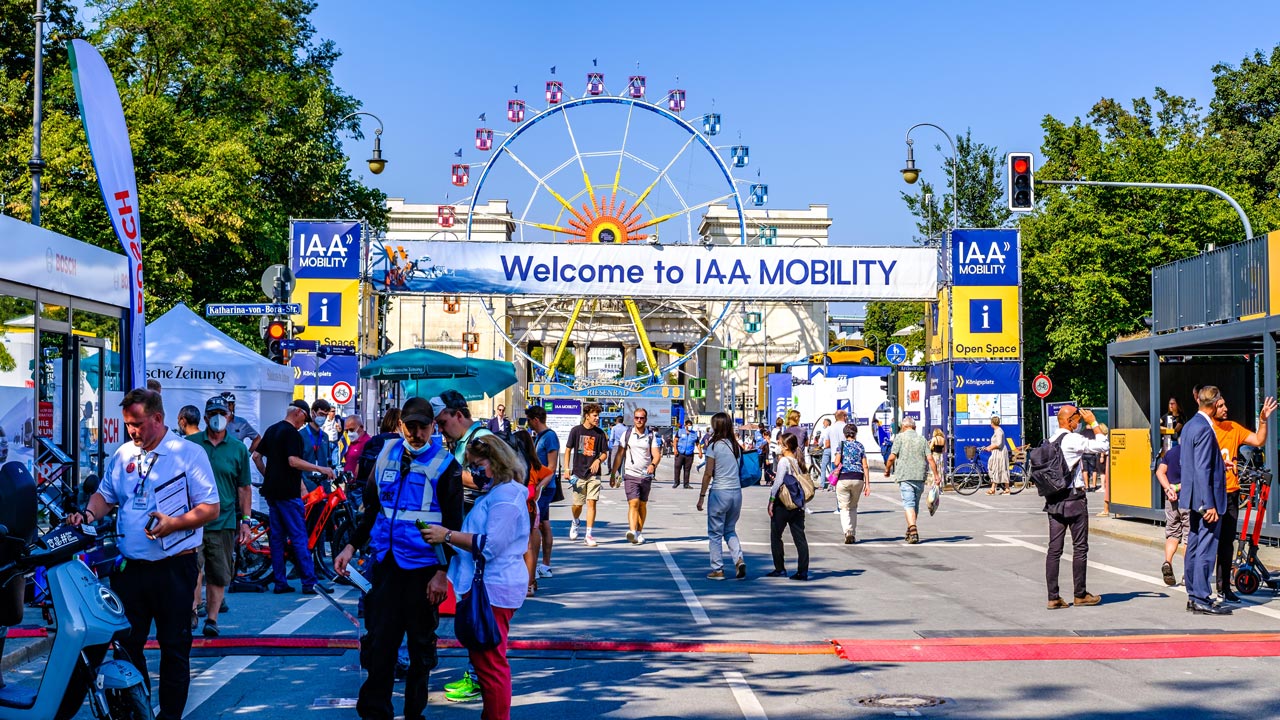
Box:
[371,241,938,301]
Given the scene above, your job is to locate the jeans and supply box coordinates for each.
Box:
[1046,510,1089,600]
[268,498,317,588]
[820,449,833,482]
[706,489,744,571]
[113,553,198,720]
[898,480,926,513]
[835,478,865,536]
[770,505,808,574]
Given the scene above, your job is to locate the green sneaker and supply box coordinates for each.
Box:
[443,671,474,693]
[444,674,481,702]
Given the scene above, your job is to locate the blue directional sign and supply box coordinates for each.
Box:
[319,344,357,356]
[205,303,302,317]
[885,343,908,366]
[280,339,318,351]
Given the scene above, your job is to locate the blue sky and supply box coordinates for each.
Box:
[309,1,1280,250]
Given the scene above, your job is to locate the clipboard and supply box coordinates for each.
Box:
[153,472,195,551]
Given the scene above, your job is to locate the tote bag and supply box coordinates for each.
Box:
[455,554,502,650]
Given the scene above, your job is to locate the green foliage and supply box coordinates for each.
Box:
[862,301,924,364]
[1,0,386,352]
[899,129,1013,243]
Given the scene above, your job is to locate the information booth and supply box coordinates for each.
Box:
[0,215,130,512]
[1108,231,1280,539]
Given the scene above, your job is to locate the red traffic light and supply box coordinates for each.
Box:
[1012,157,1030,174]
[266,321,287,341]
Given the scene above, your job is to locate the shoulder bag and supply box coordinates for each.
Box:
[455,545,502,651]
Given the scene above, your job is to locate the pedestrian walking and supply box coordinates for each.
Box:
[832,424,869,544]
[188,396,252,638]
[929,428,946,478]
[252,400,334,594]
[612,407,662,544]
[1042,404,1108,610]
[335,396,464,720]
[673,419,699,489]
[1210,392,1274,602]
[421,435,531,720]
[985,416,1011,495]
[487,403,512,441]
[68,388,219,720]
[563,403,609,547]
[608,415,628,474]
[525,405,559,581]
[768,433,811,581]
[1156,444,1189,586]
[815,418,832,484]
[1181,387,1231,615]
[696,412,747,580]
[884,416,936,544]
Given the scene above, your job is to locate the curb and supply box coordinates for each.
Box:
[1,635,53,673]
[1089,522,1184,555]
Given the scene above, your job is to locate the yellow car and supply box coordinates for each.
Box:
[809,346,875,365]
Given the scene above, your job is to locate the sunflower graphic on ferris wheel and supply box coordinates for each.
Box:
[444,67,769,384]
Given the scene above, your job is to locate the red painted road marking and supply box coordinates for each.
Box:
[833,634,1280,663]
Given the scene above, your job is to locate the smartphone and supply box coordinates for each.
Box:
[144,515,160,536]
[415,519,429,530]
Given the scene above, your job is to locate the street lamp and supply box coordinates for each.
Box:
[901,123,959,229]
[339,111,387,175]
[29,0,47,226]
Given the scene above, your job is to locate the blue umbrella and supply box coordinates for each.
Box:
[401,358,516,401]
[358,348,471,382]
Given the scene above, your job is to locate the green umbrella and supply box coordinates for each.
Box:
[358,348,472,381]
[401,358,517,401]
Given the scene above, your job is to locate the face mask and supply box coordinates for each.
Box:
[208,415,228,433]
[345,430,360,442]
[406,440,431,457]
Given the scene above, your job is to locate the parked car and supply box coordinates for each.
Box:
[808,345,875,365]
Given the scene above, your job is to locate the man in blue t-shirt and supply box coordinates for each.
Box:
[1156,444,1187,586]
[527,405,561,579]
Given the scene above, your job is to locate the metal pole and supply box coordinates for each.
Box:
[905,123,959,229]
[1039,179,1254,242]
[30,0,46,226]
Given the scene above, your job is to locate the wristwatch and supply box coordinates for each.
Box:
[444,530,453,545]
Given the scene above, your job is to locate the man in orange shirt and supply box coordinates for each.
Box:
[1212,393,1276,602]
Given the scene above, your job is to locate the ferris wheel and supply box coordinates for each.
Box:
[446,69,768,384]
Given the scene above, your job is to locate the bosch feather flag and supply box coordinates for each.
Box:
[68,39,145,390]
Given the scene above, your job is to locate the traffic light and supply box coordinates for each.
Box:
[265,320,287,364]
[878,372,890,397]
[1008,152,1034,211]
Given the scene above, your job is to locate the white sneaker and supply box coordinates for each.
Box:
[634,533,646,545]
[569,519,580,541]
[626,529,637,544]
[536,563,553,578]
[584,534,598,547]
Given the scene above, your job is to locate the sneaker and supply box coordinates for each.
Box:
[626,529,637,544]
[569,519,580,541]
[1161,562,1176,586]
[444,674,482,702]
[735,560,747,580]
[1073,593,1102,607]
[444,671,476,693]
[536,563,553,578]
[584,534,598,547]
[202,620,219,638]
[634,533,646,545]
[196,601,207,618]
[844,532,855,545]
[707,570,726,580]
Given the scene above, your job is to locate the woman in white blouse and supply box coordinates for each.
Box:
[696,412,748,580]
[420,434,529,720]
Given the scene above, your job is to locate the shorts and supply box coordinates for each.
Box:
[1164,497,1190,542]
[536,481,555,519]
[1081,453,1098,473]
[200,528,237,587]
[898,480,926,513]
[624,474,653,502]
[571,475,602,505]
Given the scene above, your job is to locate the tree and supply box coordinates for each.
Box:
[899,129,1013,244]
[862,301,924,363]
[0,0,387,351]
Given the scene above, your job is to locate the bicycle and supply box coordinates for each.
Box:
[948,445,1029,495]
[236,471,362,584]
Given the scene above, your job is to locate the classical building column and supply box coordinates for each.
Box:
[540,343,557,379]
[574,342,589,379]
[515,344,529,396]
[623,344,638,379]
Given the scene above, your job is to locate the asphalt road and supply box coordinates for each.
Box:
[9,461,1280,719]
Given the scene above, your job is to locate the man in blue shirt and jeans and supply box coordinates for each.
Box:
[673,419,700,489]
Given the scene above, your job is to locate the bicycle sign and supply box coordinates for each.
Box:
[1032,373,1052,399]
[331,381,353,405]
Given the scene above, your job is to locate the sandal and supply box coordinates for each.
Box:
[527,579,537,598]
[986,489,996,495]
[906,525,920,544]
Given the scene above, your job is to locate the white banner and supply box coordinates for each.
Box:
[371,241,938,301]
[69,39,146,390]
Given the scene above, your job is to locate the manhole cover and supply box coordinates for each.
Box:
[856,695,947,709]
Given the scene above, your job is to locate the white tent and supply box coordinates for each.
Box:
[146,303,293,446]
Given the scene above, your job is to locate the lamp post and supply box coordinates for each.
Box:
[339,111,387,175]
[901,123,959,229]
[29,0,46,226]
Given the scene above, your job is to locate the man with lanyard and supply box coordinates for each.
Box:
[672,419,699,489]
[335,397,463,720]
[253,403,335,594]
[219,391,261,454]
[612,407,662,544]
[69,388,219,720]
[301,399,336,487]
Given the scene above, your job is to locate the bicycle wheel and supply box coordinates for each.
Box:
[236,510,273,583]
[1008,462,1027,495]
[952,464,983,495]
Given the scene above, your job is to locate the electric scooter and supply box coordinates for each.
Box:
[0,462,152,720]
[1232,464,1280,595]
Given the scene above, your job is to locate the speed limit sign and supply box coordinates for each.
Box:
[331,381,354,405]
[1032,373,1052,399]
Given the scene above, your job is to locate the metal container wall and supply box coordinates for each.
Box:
[1151,235,1268,333]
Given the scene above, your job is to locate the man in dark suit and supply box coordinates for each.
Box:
[1181,385,1232,615]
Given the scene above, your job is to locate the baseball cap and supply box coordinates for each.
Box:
[428,389,468,418]
[290,399,312,419]
[401,397,434,425]
[205,396,230,415]
[220,391,236,404]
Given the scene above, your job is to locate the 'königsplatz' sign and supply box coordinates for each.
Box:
[371,241,937,301]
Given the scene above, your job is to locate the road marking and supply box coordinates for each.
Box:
[989,535,1280,621]
[657,542,711,626]
[665,540,1023,548]
[944,495,998,509]
[173,588,352,717]
[723,671,768,719]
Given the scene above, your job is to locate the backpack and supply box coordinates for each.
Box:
[1028,433,1074,497]
[613,427,657,474]
[839,440,864,473]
